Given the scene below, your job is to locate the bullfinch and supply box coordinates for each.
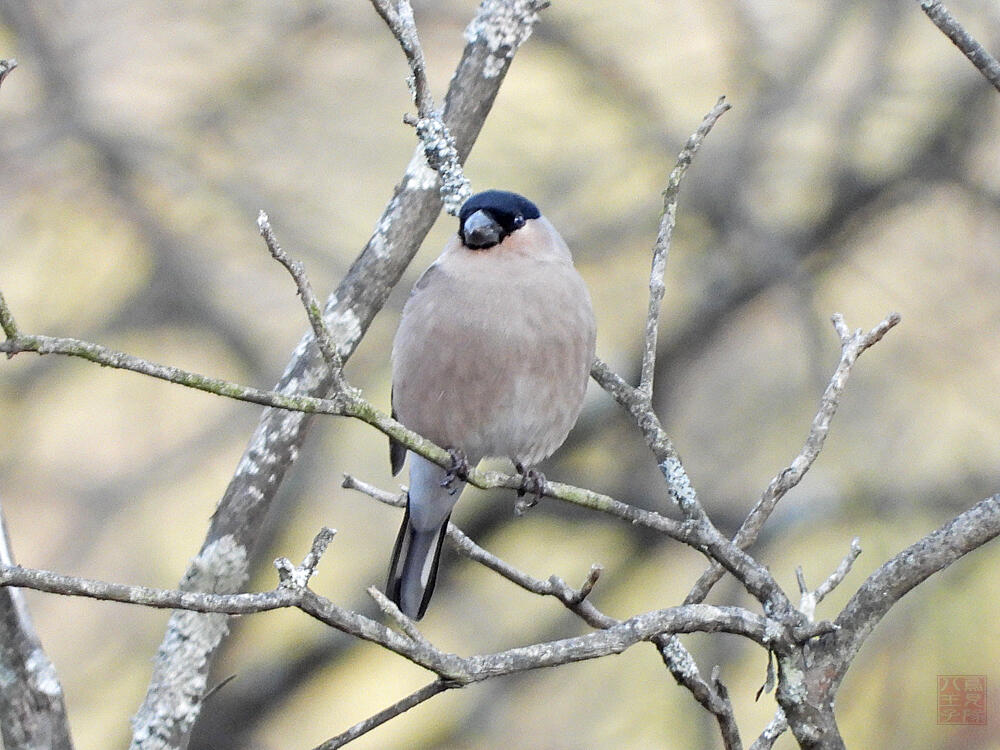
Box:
[387,190,597,619]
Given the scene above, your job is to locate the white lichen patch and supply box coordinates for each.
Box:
[404,147,440,192]
[327,307,363,354]
[130,536,248,749]
[660,455,698,510]
[186,535,248,591]
[465,0,542,78]
[26,648,63,697]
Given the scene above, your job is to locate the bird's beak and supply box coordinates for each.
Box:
[462,209,502,249]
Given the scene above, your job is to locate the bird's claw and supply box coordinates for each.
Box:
[440,448,470,494]
[514,463,546,515]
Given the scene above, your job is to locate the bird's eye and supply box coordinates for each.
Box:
[512,215,525,229]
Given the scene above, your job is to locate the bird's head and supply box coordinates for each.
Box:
[458,190,541,250]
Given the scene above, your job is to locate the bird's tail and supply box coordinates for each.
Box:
[386,500,450,620]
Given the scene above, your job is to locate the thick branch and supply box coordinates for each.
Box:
[0,497,74,750]
[831,494,1000,684]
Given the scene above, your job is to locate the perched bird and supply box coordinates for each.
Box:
[387,190,596,619]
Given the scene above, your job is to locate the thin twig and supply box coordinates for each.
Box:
[314,680,451,750]
[640,96,731,397]
[684,312,900,606]
[656,636,743,750]
[368,586,434,649]
[748,709,788,750]
[591,357,701,518]
[744,313,900,542]
[0,333,346,414]
[812,538,862,605]
[370,0,471,213]
[917,0,1000,93]
[0,332,695,543]
[275,527,337,588]
[258,211,344,375]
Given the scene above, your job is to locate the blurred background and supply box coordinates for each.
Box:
[1,1,999,748]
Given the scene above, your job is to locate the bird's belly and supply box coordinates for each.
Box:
[396,313,589,465]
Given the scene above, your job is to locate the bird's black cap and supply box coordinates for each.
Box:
[458,190,541,249]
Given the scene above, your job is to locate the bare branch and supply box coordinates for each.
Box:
[775,495,1000,745]
[258,211,344,376]
[640,96,730,397]
[0,562,778,673]
[797,538,861,622]
[371,0,471,214]
[0,334,346,414]
[743,313,900,543]
[586,101,732,530]
[832,494,1000,678]
[313,680,450,750]
[656,636,743,750]
[368,0,434,114]
[591,357,701,518]
[684,312,900,605]
[748,709,788,750]
[0,563,295,615]
[593,359,794,615]
[274,527,336,588]
[917,0,1000,93]
[367,586,434,649]
[0,331,700,551]
[811,538,862,607]
[643,312,896,747]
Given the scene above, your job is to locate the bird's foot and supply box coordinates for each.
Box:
[440,448,470,495]
[514,463,547,516]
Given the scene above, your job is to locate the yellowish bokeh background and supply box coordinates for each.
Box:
[2,1,1000,748]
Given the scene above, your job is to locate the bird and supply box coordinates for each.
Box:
[386,189,596,619]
